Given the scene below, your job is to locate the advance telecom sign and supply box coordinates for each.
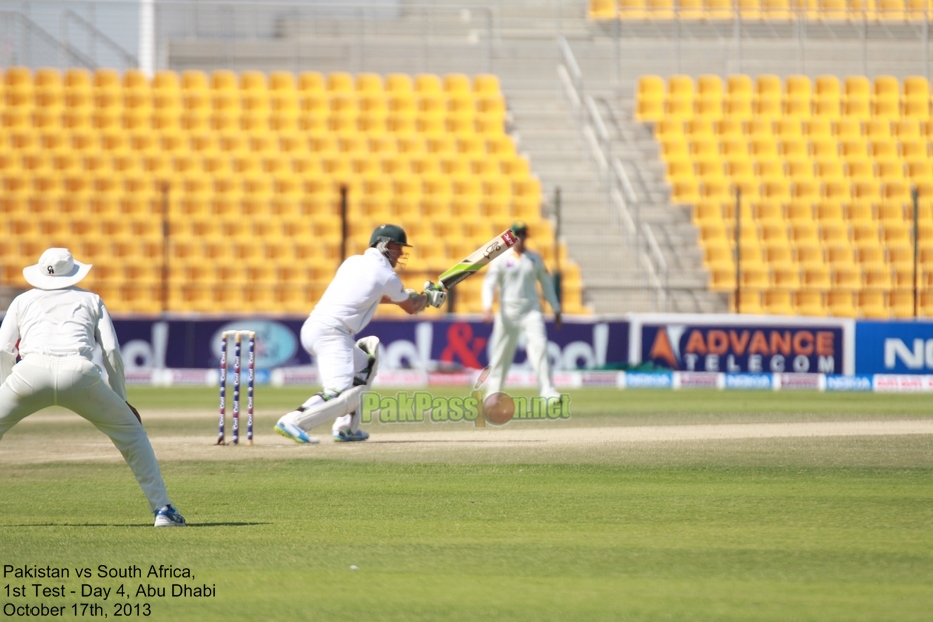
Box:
[629,313,856,376]
[855,321,933,374]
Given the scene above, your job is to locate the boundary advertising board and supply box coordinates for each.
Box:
[628,313,855,376]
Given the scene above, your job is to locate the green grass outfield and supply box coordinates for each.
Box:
[1,388,932,621]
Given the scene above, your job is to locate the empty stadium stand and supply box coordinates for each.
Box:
[0,67,585,316]
[590,0,933,21]
[637,72,932,318]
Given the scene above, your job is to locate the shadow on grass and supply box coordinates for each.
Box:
[6,522,271,528]
[370,439,546,444]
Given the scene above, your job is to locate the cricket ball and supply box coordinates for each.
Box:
[483,392,514,425]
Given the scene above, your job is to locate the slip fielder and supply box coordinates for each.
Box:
[0,248,185,527]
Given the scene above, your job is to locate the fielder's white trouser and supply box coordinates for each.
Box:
[292,320,373,434]
[0,354,171,512]
[485,309,557,397]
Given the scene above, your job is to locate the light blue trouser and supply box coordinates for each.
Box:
[0,354,170,512]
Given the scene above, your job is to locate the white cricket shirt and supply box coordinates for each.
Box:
[310,248,409,334]
[0,287,128,399]
[481,248,562,316]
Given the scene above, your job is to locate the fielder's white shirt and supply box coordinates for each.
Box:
[0,287,128,399]
[482,248,562,316]
[310,248,409,334]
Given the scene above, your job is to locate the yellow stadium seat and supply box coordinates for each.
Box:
[732,289,765,315]
[882,180,912,203]
[467,74,498,97]
[617,0,649,18]
[882,222,912,246]
[749,138,779,159]
[870,139,899,159]
[440,73,470,94]
[755,74,782,102]
[857,291,889,318]
[817,0,846,18]
[888,291,916,319]
[325,72,354,93]
[863,264,894,290]
[892,118,921,140]
[875,160,904,182]
[900,139,927,159]
[670,178,701,204]
[414,73,442,95]
[825,290,858,317]
[34,66,61,87]
[760,289,793,314]
[907,159,933,182]
[293,72,324,95]
[803,118,832,138]
[702,0,732,19]
[785,158,814,181]
[876,0,907,18]
[873,98,900,120]
[745,117,773,138]
[903,75,929,104]
[724,96,754,120]
[903,97,930,119]
[269,71,297,97]
[738,0,762,18]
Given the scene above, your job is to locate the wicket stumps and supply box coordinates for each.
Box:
[217,330,256,446]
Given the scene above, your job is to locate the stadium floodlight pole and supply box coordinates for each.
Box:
[554,187,563,305]
[913,186,919,318]
[339,185,348,262]
[161,182,169,316]
[734,186,741,314]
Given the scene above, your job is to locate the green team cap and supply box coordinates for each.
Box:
[510,221,528,236]
[369,223,412,247]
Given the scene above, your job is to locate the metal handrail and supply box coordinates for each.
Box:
[558,35,640,238]
[585,95,610,156]
[642,223,669,312]
[63,9,138,67]
[557,34,670,311]
[612,157,637,207]
[0,10,96,68]
[557,34,581,93]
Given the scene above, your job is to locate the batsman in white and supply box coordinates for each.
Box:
[275,224,446,444]
[482,221,563,399]
[0,248,185,527]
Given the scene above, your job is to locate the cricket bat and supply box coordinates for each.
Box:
[436,229,519,290]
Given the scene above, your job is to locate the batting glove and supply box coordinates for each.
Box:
[423,281,448,308]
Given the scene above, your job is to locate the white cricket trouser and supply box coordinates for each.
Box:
[0,354,170,512]
[299,319,370,433]
[485,309,556,397]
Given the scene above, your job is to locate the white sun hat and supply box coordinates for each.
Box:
[22,248,93,290]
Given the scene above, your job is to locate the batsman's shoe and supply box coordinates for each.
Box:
[333,429,370,442]
[154,505,186,527]
[274,420,320,445]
